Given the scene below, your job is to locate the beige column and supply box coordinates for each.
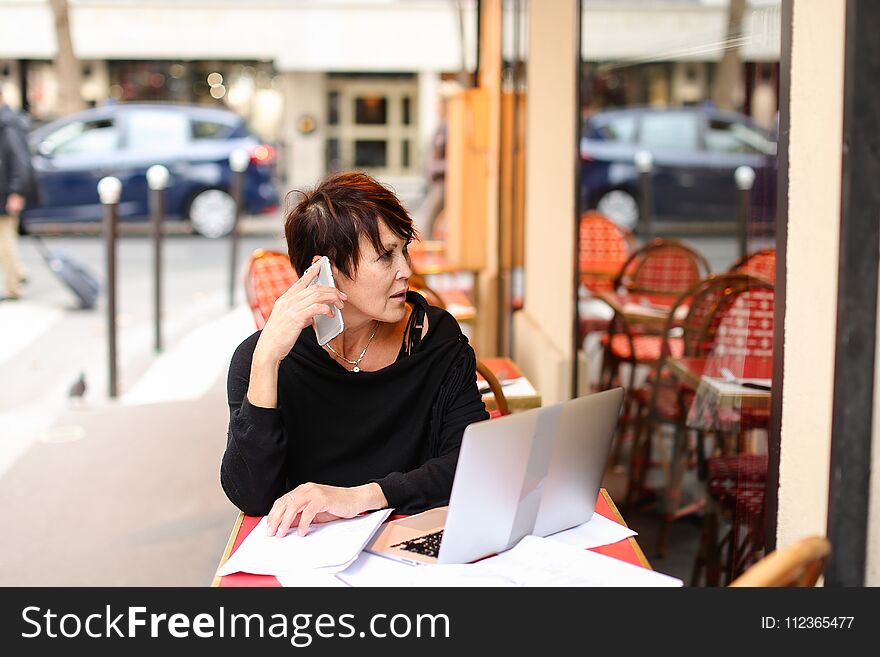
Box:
[473,0,502,357]
[512,0,579,404]
[279,72,327,191]
[776,0,845,552]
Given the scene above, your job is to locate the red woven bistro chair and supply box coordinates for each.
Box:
[690,284,776,586]
[578,211,636,339]
[579,211,635,295]
[600,239,711,388]
[244,249,299,329]
[626,274,770,558]
[598,239,711,455]
[728,248,776,284]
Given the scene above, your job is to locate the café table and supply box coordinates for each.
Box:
[212,488,650,587]
[477,356,541,412]
[594,289,687,332]
[666,356,772,431]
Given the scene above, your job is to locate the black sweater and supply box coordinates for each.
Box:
[221,292,490,516]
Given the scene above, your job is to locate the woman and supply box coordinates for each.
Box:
[221,171,489,538]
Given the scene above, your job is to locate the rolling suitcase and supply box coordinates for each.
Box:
[32,236,101,309]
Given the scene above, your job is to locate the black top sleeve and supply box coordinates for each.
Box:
[220,332,289,516]
[372,341,489,512]
[1,121,32,197]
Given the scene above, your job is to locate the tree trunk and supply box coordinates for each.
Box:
[49,0,86,115]
[712,0,747,111]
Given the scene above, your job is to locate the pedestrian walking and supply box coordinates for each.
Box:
[0,86,37,301]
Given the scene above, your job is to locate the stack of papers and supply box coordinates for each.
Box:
[544,511,638,547]
[338,534,681,587]
[469,535,682,586]
[216,509,392,579]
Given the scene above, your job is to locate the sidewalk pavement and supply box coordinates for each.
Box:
[0,304,257,586]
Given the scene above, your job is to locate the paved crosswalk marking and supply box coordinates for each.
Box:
[0,302,62,368]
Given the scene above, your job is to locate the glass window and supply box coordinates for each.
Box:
[639,112,698,152]
[326,138,341,171]
[354,140,387,167]
[402,97,412,126]
[192,119,231,140]
[355,97,387,125]
[598,116,637,142]
[705,119,775,155]
[125,111,191,151]
[47,119,118,156]
[402,139,410,168]
[328,91,340,126]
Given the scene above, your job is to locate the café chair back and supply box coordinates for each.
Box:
[729,536,830,587]
[245,249,298,329]
[599,238,711,454]
[613,238,711,297]
[728,248,776,285]
[476,359,511,417]
[627,274,772,558]
[579,211,635,295]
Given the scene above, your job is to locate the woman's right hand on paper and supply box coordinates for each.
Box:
[253,255,347,365]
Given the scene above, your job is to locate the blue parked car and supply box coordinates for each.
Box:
[22,103,279,238]
[580,106,777,231]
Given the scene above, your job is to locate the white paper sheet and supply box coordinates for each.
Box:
[334,552,419,587]
[704,376,772,396]
[445,535,682,587]
[544,512,638,548]
[336,553,518,587]
[216,509,392,577]
[480,376,537,399]
[331,533,679,588]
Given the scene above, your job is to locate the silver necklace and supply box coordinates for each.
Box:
[325,321,380,372]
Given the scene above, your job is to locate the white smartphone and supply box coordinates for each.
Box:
[305,256,344,346]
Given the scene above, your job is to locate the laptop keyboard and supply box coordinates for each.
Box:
[390,531,444,558]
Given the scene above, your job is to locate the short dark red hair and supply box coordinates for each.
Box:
[284,171,417,278]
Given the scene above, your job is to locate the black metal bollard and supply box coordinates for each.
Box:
[228,149,249,309]
[635,150,654,240]
[147,165,170,352]
[735,165,755,260]
[98,176,122,398]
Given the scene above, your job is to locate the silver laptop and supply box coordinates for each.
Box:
[366,387,624,565]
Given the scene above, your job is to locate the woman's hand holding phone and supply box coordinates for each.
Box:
[254,256,347,366]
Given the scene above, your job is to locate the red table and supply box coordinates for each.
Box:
[212,488,650,587]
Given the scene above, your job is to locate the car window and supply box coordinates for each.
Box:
[596,116,637,143]
[191,119,232,140]
[705,119,774,155]
[45,119,118,156]
[638,112,698,153]
[125,110,191,151]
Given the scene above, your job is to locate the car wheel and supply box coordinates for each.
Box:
[596,190,639,232]
[188,188,237,238]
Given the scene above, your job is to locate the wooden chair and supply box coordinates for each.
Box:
[627,274,771,558]
[729,248,776,284]
[579,211,635,295]
[409,273,446,309]
[244,249,298,328]
[600,239,711,390]
[476,359,511,417]
[578,211,636,340]
[729,536,830,587]
[412,274,509,417]
[690,283,777,586]
[599,238,711,461]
